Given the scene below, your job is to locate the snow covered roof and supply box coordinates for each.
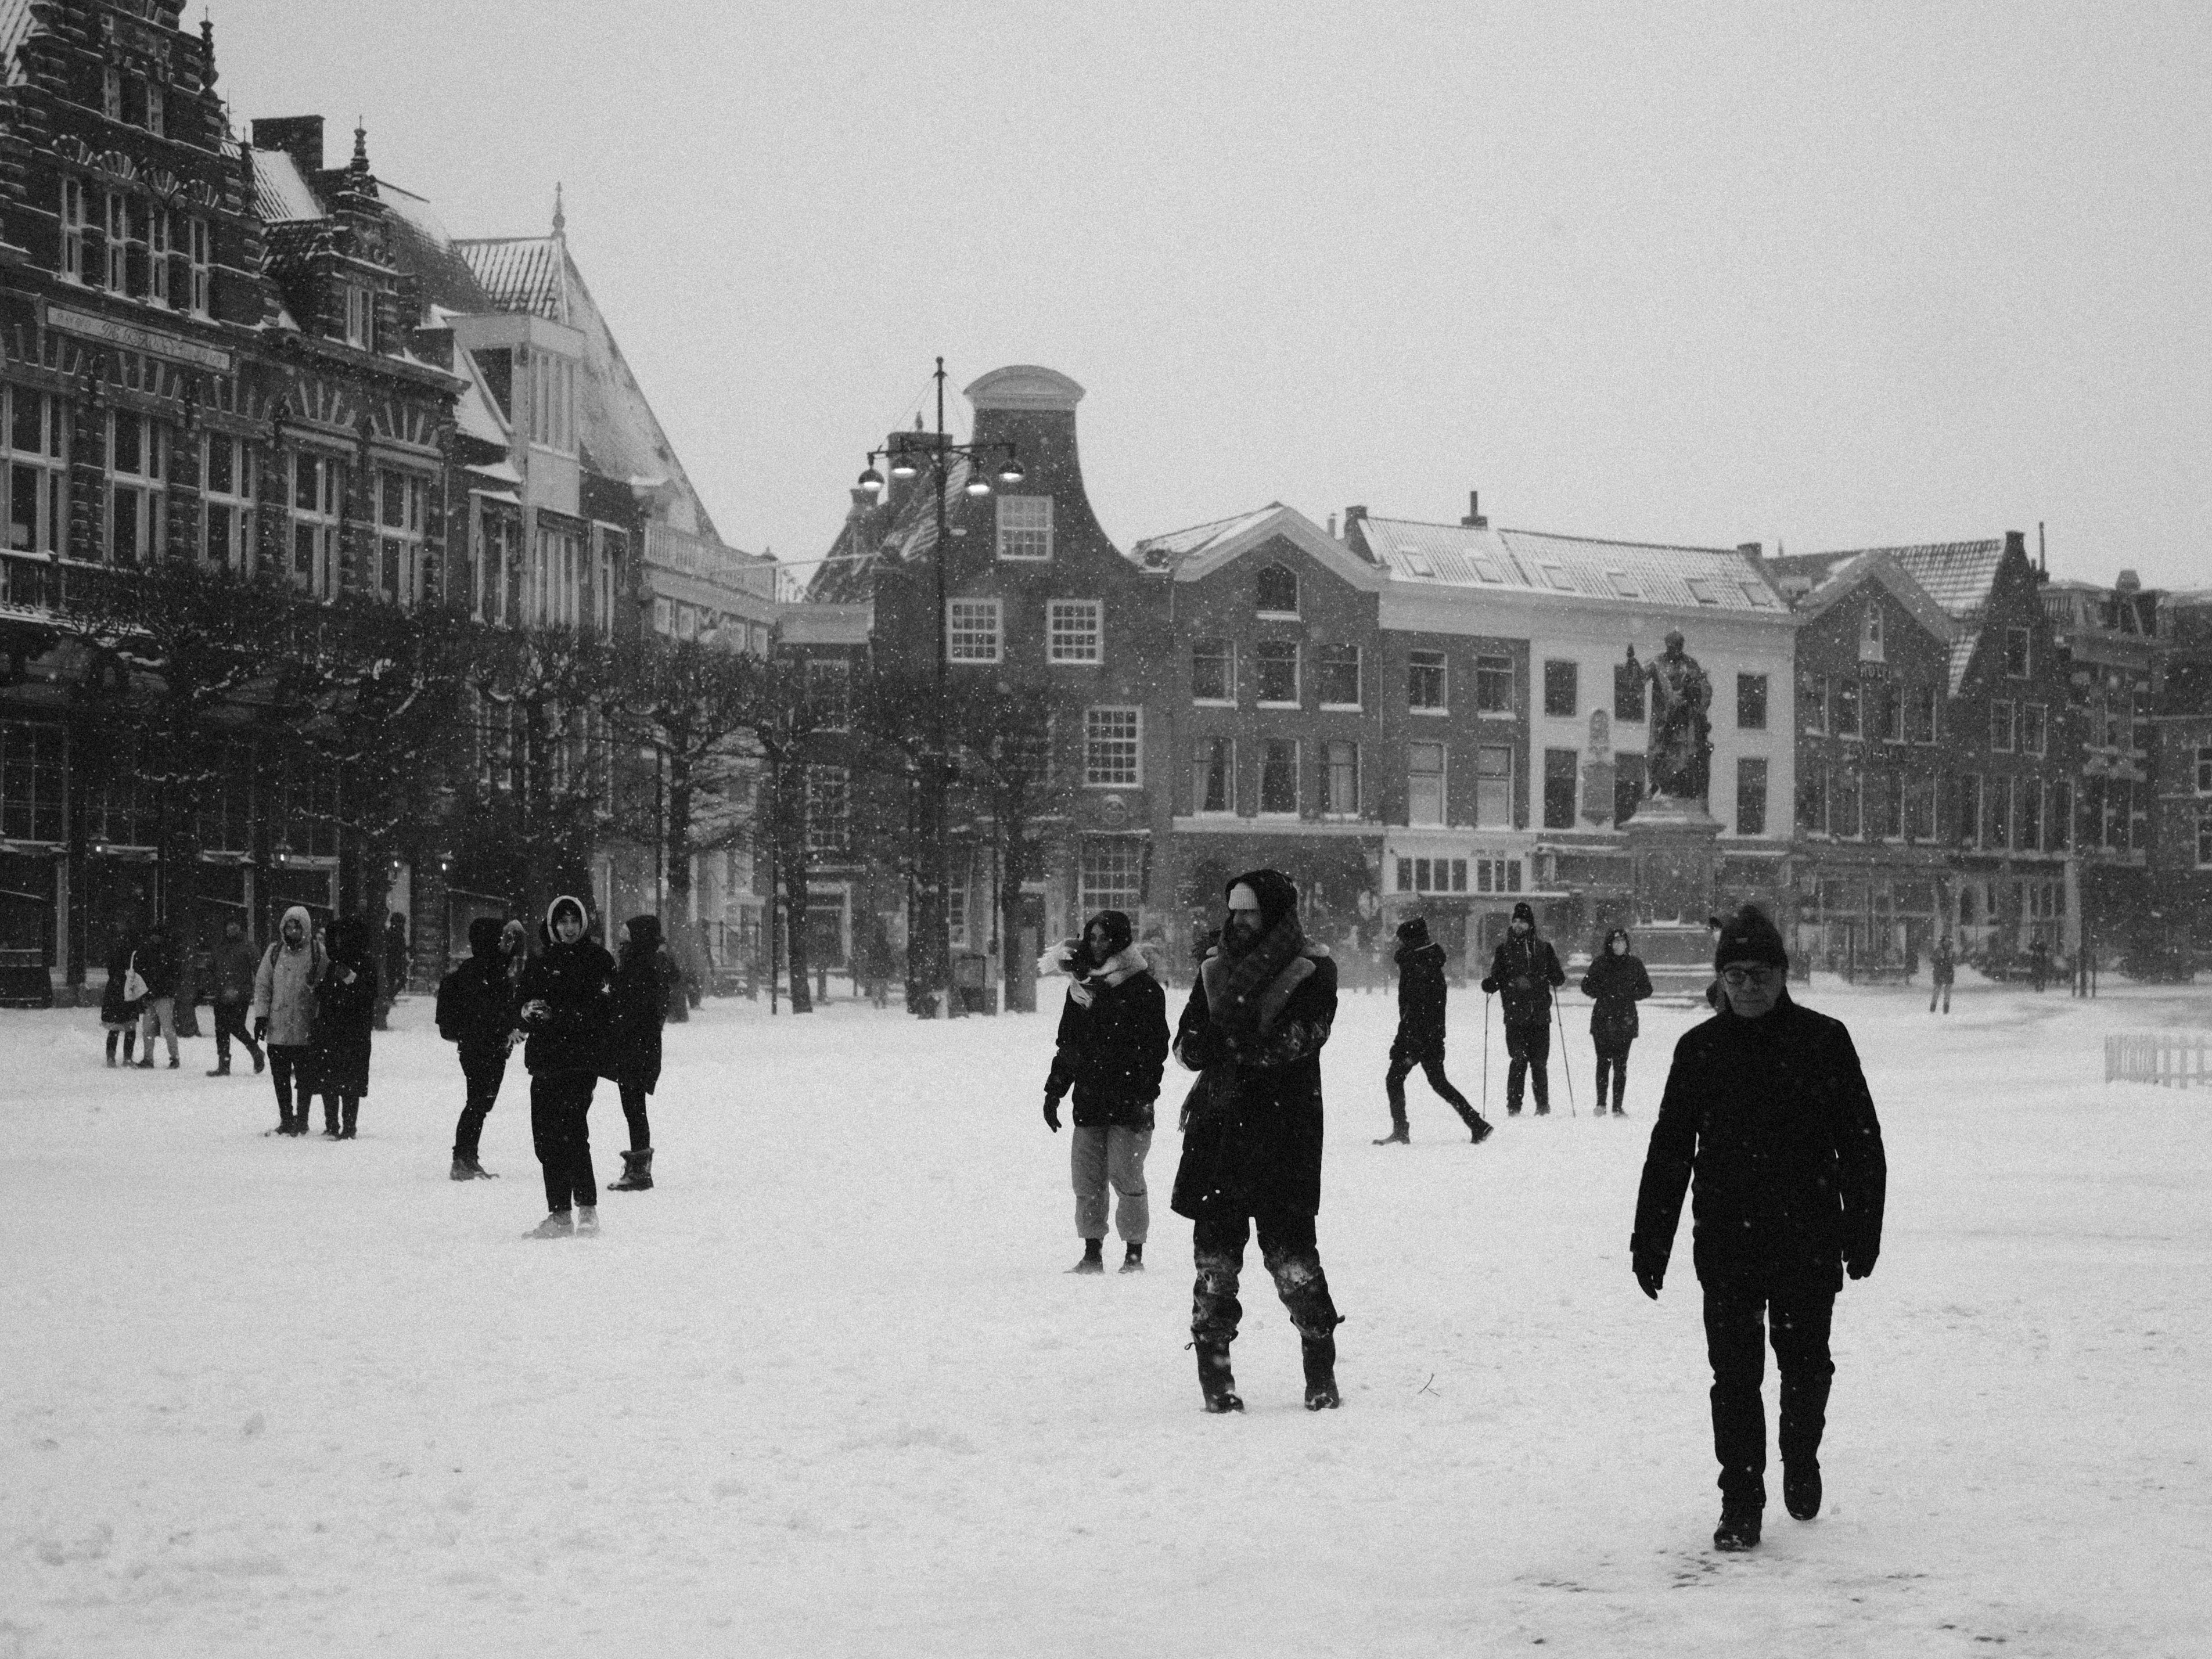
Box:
[458,236,569,323]
[1765,549,1955,645]
[1800,539,2009,693]
[0,0,35,84]
[1357,516,1787,615]
[1127,505,1287,564]
[248,147,323,224]
[1131,503,1379,589]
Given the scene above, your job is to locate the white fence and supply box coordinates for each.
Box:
[2105,1034,2212,1088]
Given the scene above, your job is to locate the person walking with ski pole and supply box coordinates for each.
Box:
[1376,915,1491,1145]
[1480,902,1564,1115]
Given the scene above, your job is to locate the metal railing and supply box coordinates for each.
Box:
[2105,1033,2212,1088]
[642,525,776,600]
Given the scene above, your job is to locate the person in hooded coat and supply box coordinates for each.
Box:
[1631,905,1887,1553]
[100,926,143,1067]
[515,895,616,1237]
[252,906,326,1135]
[1581,927,1653,1115]
[1040,909,1169,1274]
[1171,869,1344,1413]
[1480,900,1566,1114]
[606,914,678,1193]
[438,917,523,1179]
[312,915,377,1139]
[1377,914,1491,1145]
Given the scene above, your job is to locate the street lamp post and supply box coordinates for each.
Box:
[857,358,1023,1019]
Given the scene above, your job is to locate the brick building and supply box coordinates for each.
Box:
[1765,550,1958,970]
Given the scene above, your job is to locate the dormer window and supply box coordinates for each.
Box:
[1256,563,1298,616]
[343,285,375,350]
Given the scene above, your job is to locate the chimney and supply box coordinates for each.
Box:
[1461,491,1487,529]
[1344,505,1367,531]
[1326,512,1338,538]
[2116,569,2141,593]
[1737,542,1763,559]
[252,115,325,177]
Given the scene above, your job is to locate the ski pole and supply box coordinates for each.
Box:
[1554,992,1577,1115]
[1481,989,1491,1117]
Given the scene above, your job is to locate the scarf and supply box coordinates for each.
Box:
[1206,909,1308,1035]
[1067,943,1150,1007]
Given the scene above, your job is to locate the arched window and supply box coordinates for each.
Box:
[1256,563,1298,615]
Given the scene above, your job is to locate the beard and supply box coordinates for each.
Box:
[1219,919,1263,959]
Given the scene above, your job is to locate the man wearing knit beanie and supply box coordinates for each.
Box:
[1479,901,1566,1114]
[1631,904,1887,1553]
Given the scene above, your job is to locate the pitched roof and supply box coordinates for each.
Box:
[1801,539,2008,692]
[803,454,985,605]
[1130,502,1379,590]
[456,236,567,322]
[0,0,35,84]
[1357,516,1787,614]
[248,147,324,224]
[1127,504,1287,565]
[1765,549,1955,645]
[383,183,489,313]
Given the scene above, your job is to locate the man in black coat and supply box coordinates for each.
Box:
[1041,909,1169,1273]
[1171,869,1344,1413]
[1377,915,1491,1145]
[1632,905,1887,1553]
[437,917,520,1179]
[516,895,617,1238]
[1580,927,1653,1115]
[1480,901,1565,1114]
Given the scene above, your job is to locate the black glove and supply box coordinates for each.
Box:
[1634,1261,1664,1300]
[1480,978,1497,995]
[1844,1246,1877,1282]
[252,1016,268,1041]
[1042,1096,1062,1133]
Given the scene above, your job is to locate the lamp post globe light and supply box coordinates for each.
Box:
[857,358,1023,1019]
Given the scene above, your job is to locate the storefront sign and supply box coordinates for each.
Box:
[45,305,232,373]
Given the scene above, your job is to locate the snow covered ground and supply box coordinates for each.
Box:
[5,974,2210,1658]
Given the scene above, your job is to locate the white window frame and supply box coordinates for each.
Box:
[804,765,850,853]
[1317,643,1362,710]
[1255,563,1299,617]
[948,598,1003,664]
[2199,808,2212,869]
[1408,649,1448,714]
[146,204,171,307]
[200,433,255,571]
[344,284,374,351]
[2197,745,2212,796]
[1319,739,1359,818]
[186,217,212,315]
[1254,638,1300,707]
[1083,706,1141,787]
[1078,836,1143,915]
[1991,698,2015,754]
[289,451,343,600]
[60,177,89,285]
[105,409,167,567]
[1257,737,1300,816]
[1475,744,1513,827]
[995,495,1052,561]
[2005,626,2032,679]
[4,387,69,556]
[377,469,427,607]
[1190,735,1235,815]
[146,82,163,138]
[104,190,137,294]
[1407,740,1446,827]
[1191,638,1235,705]
[653,595,672,635]
[1474,655,1514,715]
[1046,599,1103,664]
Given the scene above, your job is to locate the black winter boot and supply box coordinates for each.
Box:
[1119,1241,1144,1273]
[1372,1118,1410,1145]
[1069,1237,1105,1275]
[1783,1462,1822,1521]
[1302,1335,1341,1410]
[1713,1507,1762,1552]
[1195,1340,1243,1413]
[610,1149,655,1191]
[339,1099,358,1140]
[1464,1113,1494,1145]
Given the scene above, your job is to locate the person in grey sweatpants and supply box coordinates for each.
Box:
[1040,910,1169,1274]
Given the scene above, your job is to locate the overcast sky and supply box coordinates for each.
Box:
[207,1,2211,592]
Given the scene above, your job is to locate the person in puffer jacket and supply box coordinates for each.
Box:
[514,895,616,1237]
[251,906,325,1136]
[1580,927,1653,1115]
[437,917,522,1179]
[1040,909,1168,1275]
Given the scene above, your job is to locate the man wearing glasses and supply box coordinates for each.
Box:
[1631,905,1887,1553]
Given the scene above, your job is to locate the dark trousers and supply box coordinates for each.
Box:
[1702,1283,1836,1513]
[531,1071,599,1213]
[213,1000,262,1070]
[1190,1210,1341,1347]
[268,1045,315,1128]
[316,1081,359,1135]
[1385,1037,1476,1127]
[1930,981,1951,1013]
[454,1049,507,1160]
[1504,1019,1551,1111]
[618,1081,652,1153]
[1594,1041,1631,1111]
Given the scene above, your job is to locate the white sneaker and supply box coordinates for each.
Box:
[526,1211,574,1240]
[575,1205,600,1236]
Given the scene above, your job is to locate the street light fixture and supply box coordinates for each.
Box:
[857,357,1023,1020]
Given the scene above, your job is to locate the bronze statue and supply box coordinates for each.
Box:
[1631,631,1713,802]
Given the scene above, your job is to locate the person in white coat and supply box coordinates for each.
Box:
[251,906,324,1137]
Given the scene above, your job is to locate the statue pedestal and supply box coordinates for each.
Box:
[1625,794,1723,926]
